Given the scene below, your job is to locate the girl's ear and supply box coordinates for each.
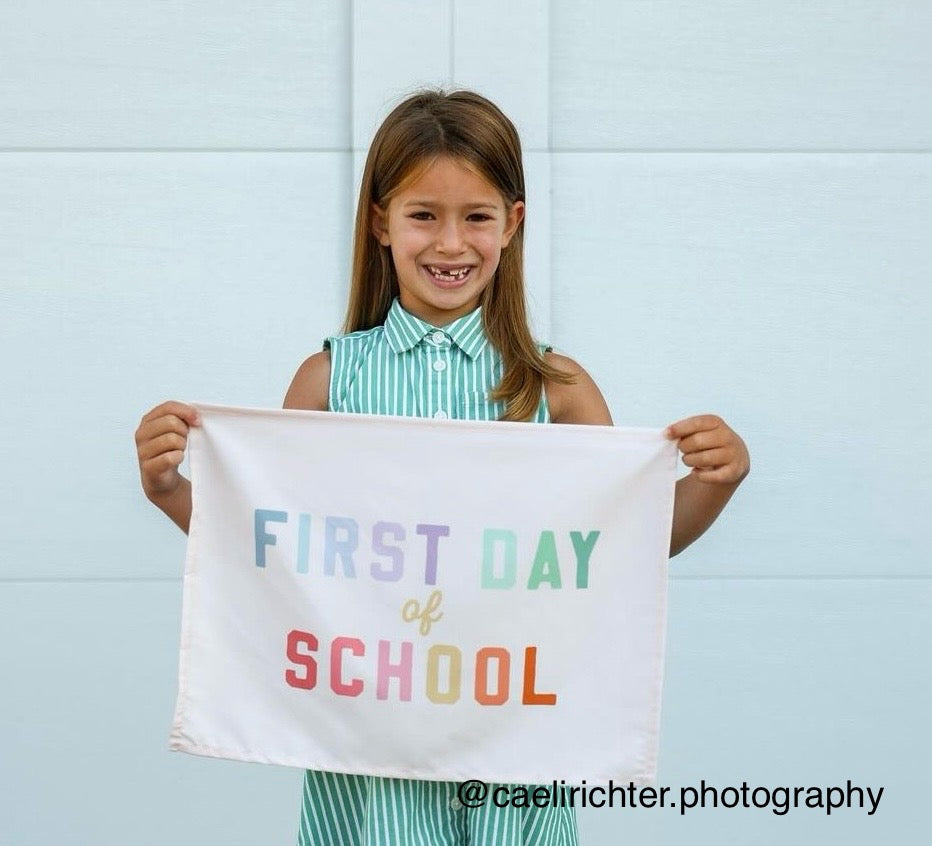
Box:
[370,203,391,246]
[501,200,525,248]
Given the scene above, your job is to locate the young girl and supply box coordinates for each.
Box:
[135,89,749,845]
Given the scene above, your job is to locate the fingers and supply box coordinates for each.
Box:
[675,429,732,455]
[136,430,188,462]
[666,413,750,485]
[135,401,198,497]
[689,464,744,484]
[664,414,723,440]
[139,449,186,477]
[665,415,731,455]
[680,446,732,470]
[139,400,200,428]
[135,414,190,448]
[135,402,199,448]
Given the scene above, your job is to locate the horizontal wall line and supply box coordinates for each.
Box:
[670,573,932,581]
[0,147,929,155]
[551,147,932,155]
[0,147,352,154]
[0,577,182,584]
[1,574,930,585]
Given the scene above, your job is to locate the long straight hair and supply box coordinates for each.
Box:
[343,89,572,422]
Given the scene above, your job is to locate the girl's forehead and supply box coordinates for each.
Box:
[393,155,502,202]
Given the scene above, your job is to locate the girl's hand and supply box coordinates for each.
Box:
[134,401,200,501]
[665,414,750,485]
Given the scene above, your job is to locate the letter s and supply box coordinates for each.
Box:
[285,629,318,690]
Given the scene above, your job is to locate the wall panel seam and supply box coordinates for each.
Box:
[550,148,932,155]
[9,148,926,155]
[0,578,183,584]
[449,0,456,84]
[670,575,932,581]
[347,0,355,153]
[0,148,357,154]
[3,575,930,585]
[546,0,555,341]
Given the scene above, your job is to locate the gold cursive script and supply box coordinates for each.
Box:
[401,589,444,636]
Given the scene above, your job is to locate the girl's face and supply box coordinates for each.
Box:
[371,156,524,326]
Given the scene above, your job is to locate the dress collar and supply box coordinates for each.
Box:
[382,298,488,360]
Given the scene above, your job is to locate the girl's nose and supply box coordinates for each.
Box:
[436,219,465,254]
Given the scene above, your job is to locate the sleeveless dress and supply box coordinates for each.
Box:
[296,298,577,846]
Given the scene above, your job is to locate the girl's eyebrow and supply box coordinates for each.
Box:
[401,199,499,211]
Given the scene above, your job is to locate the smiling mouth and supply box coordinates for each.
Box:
[426,264,473,283]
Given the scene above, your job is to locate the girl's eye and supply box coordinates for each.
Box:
[407,211,494,222]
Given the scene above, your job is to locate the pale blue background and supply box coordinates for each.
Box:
[1,1,930,844]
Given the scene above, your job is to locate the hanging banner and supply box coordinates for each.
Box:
[170,404,677,785]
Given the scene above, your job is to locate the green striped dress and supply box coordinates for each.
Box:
[296,299,577,845]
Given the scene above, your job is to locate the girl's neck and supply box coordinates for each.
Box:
[396,294,481,328]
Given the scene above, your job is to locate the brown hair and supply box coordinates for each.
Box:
[343,88,572,422]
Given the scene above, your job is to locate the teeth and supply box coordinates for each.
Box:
[428,265,470,279]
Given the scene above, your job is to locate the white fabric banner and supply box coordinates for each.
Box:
[170,404,677,785]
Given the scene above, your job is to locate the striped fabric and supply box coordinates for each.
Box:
[324,298,549,423]
[296,299,575,845]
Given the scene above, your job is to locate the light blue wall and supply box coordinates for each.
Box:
[2,1,929,843]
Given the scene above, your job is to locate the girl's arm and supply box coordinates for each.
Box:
[282,350,330,411]
[544,353,614,426]
[545,355,749,557]
[664,415,749,556]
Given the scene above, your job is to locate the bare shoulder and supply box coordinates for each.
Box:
[283,350,331,411]
[544,352,613,425]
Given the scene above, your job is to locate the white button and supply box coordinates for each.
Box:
[450,797,463,811]
[431,331,445,344]
[433,410,448,419]
[433,359,447,372]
